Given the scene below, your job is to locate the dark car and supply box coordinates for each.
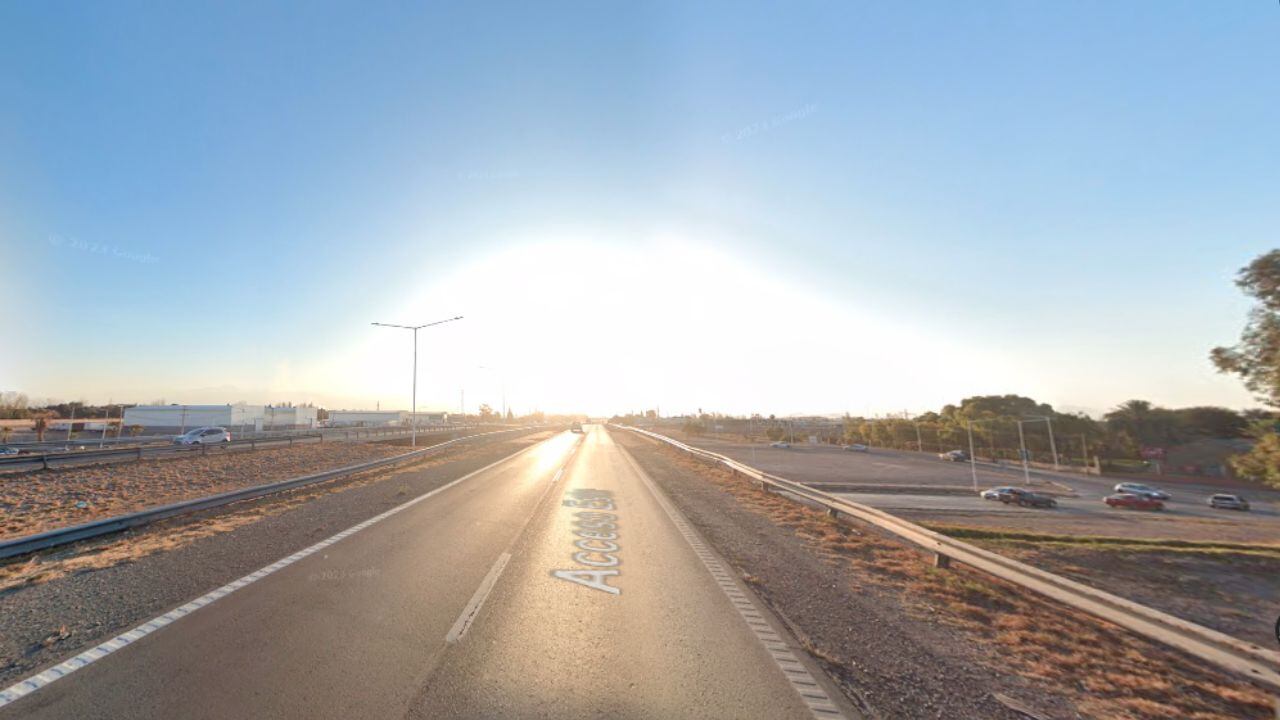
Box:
[570,422,584,434]
[1208,494,1250,511]
[1104,492,1164,511]
[980,487,1056,507]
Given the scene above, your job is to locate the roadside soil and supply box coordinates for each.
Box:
[612,427,1273,720]
[930,524,1280,651]
[892,507,1278,544]
[0,433,504,540]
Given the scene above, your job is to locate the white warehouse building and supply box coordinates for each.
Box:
[263,405,318,430]
[122,404,265,434]
[327,410,449,427]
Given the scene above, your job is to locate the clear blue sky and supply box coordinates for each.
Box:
[3,2,1277,416]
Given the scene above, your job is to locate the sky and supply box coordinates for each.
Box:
[2,2,1278,418]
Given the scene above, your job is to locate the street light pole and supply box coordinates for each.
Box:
[1016,420,1032,486]
[967,420,978,491]
[372,315,463,447]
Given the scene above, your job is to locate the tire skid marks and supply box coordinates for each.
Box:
[0,441,552,710]
[628,456,850,720]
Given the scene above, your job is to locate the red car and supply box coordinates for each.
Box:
[1104,492,1164,511]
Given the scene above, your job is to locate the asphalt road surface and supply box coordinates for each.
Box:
[1,427,849,719]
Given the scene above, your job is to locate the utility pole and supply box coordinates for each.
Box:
[1046,415,1060,470]
[373,315,463,447]
[967,420,978,491]
[99,404,110,448]
[1016,420,1032,486]
[914,422,923,453]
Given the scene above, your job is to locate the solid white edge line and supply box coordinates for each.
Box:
[445,552,512,644]
[616,438,851,720]
[0,435,563,710]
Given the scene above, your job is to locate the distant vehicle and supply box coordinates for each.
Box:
[1104,493,1164,511]
[1113,482,1170,501]
[939,449,968,462]
[0,445,17,456]
[770,441,791,449]
[570,422,584,434]
[980,487,1056,508]
[173,427,231,445]
[1208,494,1250,511]
[842,444,869,453]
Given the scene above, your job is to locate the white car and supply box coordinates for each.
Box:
[770,441,791,449]
[1113,482,1170,501]
[842,444,869,453]
[174,427,231,445]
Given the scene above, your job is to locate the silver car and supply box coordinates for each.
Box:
[1208,494,1250,511]
[173,427,231,445]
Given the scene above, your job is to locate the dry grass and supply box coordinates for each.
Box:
[0,442,409,540]
[656,445,1274,720]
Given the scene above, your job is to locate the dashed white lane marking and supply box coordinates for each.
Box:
[446,552,512,644]
[445,432,584,644]
[0,439,558,710]
[621,447,851,720]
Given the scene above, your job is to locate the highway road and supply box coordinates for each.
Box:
[0,427,849,719]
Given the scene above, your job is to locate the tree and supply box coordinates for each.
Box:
[0,425,10,443]
[31,411,57,441]
[1212,250,1280,407]
[478,403,496,422]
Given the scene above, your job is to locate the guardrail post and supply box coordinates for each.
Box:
[288,437,293,446]
[933,552,951,569]
[251,440,256,451]
[202,444,207,456]
[826,507,839,519]
[41,454,49,471]
[137,447,143,460]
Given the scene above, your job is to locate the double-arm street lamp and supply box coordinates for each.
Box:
[372,315,463,447]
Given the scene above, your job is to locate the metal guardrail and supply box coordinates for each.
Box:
[0,425,501,471]
[0,427,537,560]
[619,425,1280,694]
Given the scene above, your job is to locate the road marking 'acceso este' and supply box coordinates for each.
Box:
[620,447,850,720]
[0,439,555,710]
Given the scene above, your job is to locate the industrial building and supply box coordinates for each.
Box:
[327,410,449,427]
[121,404,266,434]
[263,405,318,430]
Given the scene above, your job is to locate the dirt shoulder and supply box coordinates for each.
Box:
[929,524,1280,651]
[611,427,1272,720]
[0,438,461,540]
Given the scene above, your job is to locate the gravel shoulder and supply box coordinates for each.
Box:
[0,430,553,688]
[930,524,1280,650]
[611,427,1273,720]
[0,438,456,540]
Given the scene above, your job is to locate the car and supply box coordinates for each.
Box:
[939,449,969,462]
[770,441,791,449]
[842,444,869,453]
[1208,493,1250,511]
[1113,482,1170,501]
[1104,492,1164,511]
[570,422,584,434]
[173,427,231,445]
[980,487,1057,508]
[981,487,1008,501]
[0,445,18,456]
